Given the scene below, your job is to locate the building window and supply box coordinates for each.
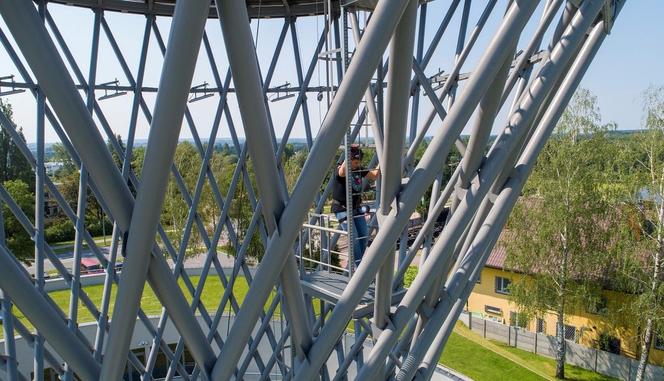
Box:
[536,318,546,333]
[494,276,511,295]
[655,334,664,351]
[484,305,502,315]
[598,333,621,354]
[557,324,577,341]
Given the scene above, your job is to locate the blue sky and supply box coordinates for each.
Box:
[0,0,662,144]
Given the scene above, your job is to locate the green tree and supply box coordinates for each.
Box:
[3,180,35,264]
[108,134,125,170]
[230,157,264,261]
[283,149,307,192]
[210,152,239,252]
[197,151,222,240]
[283,143,296,162]
[617,86,664,381]
[55,171,109,242]
[131,146,146,178]
[505,89,621,379]
[161,142,205,257]
[0,100,33,186]
[51,143,77,178]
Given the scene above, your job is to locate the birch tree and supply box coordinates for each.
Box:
[620,85,664,381]
[506,89,620,379]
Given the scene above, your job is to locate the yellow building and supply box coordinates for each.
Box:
[466,237,664,367]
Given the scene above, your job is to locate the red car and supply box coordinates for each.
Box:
[80,258,104,274]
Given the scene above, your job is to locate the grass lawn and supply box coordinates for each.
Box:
[493,340,617,381]
[440,331,545,380]
[0,275,274,338]
[50,234,112,254]
[442,323,618,381]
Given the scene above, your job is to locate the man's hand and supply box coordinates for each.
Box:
[367,166,380,180]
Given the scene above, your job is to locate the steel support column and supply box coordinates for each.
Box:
[345,3,540,379]
[100,1,213,379]
[407,18,611,380]
[349,11,384,160]
[211,0,414,378]
[33,68,46,381]
[32,5,47,379]
[63,9,100,381]
[93,14,152,362]
[394,1,607,379]
[403,0,497,171]
[375,0,418,334]
[214,0,313,371]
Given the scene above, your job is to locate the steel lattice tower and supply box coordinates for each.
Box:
[0,0,625,380]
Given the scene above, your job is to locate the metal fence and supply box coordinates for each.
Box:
[459,312,664,381]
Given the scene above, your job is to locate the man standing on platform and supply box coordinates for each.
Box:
[331,145,380,268]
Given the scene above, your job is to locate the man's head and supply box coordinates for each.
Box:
[350,145,363,170]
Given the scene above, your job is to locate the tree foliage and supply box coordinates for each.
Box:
[615,85,664,381]
[50,143,77,178]
[0,100,33,186]
[505,89,622,379]
[0,100,35,264]
[3,180,35,264]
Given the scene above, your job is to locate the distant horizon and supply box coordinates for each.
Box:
[26,128,649,146]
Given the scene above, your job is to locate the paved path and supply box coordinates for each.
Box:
[25,247,111,276]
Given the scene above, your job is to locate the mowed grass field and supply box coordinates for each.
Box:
[440,324,618,381]
[1,275,264,336]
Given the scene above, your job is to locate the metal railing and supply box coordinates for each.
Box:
[297,211,374,277]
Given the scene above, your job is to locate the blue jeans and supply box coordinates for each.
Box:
[335,211,368,268]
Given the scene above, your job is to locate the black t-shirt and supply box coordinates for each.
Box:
[331,166,368,213]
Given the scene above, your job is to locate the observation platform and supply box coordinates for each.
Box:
[301,270,406,318]
[48,0,379,19]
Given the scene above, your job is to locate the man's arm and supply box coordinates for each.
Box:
[337,161,346,177]
[366,166,380,181]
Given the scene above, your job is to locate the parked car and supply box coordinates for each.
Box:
[80,258,104,274]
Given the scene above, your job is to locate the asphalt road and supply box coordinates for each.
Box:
[24,246,112,276]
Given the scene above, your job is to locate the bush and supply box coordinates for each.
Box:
[45,219,75,243]
[87,218,113,237]
[218,231,265,263]
[45,217,113,244]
